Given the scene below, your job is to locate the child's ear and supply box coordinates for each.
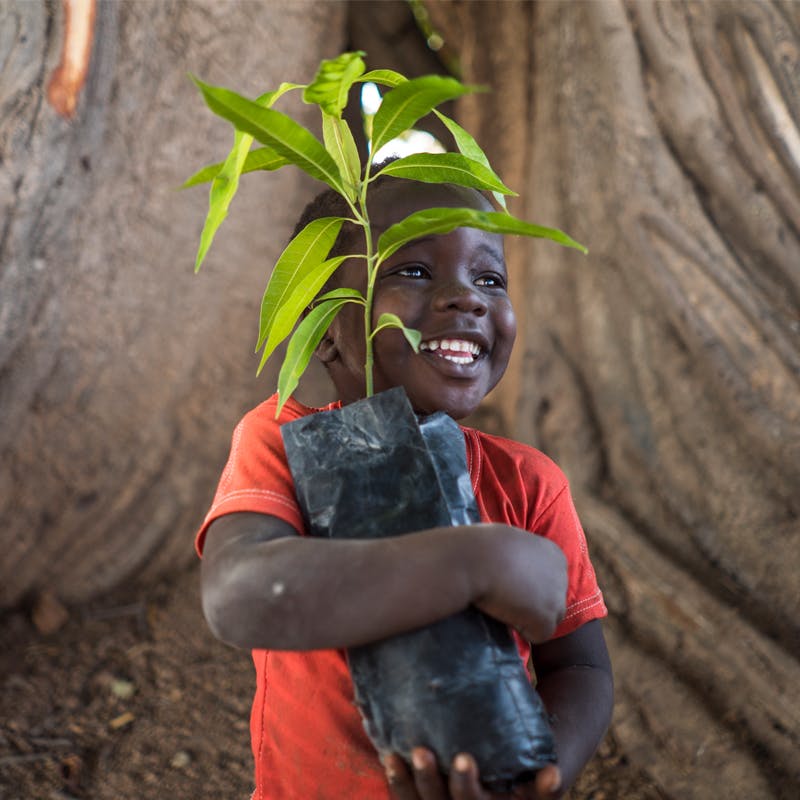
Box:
[315,333,339,364]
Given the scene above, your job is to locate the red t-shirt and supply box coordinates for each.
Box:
[196,394,607,800]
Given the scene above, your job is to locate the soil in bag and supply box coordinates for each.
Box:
[281,387,556,791]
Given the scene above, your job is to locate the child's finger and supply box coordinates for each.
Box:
[411,747,449,800]
[384,753,419,800]
[533,765,562,798]
[448,753,490,799]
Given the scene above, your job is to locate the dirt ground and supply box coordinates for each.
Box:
[0,565,666,800]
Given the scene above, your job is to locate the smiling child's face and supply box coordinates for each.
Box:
[320,181,517,420]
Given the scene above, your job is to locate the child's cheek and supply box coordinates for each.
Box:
[372,288,414,324]
[499,299,517,342]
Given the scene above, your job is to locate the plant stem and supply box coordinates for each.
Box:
[362,217,375,398]
[360,152,376,398]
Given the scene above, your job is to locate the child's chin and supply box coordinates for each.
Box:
[409,398,479,421]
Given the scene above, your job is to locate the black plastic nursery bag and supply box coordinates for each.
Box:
[281,387,556,790]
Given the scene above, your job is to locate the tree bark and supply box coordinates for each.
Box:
[3,1,799,796]
[0,0,345,607]
[423,0,799,797]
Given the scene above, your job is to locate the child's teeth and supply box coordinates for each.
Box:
[420,338,481,361]
[443,354,472,364]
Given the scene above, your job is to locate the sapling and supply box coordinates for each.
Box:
[184,51,586,409]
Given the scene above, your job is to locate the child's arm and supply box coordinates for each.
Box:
[200,510,568,652]
[530,619,613,794]
[383,620,613,800]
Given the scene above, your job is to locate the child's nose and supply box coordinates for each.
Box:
[431,281,488,316]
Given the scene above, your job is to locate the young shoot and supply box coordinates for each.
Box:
[185,51,587,412]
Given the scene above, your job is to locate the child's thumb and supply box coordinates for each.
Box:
[536,764,562,798]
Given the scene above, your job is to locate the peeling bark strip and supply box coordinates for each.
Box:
[47,0,96,118]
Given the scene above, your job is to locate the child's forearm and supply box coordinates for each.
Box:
[532,621,614,795]
[201,511,567,652]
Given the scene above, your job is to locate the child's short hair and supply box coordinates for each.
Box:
[290,156,401,259]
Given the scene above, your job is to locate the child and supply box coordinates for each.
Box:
[196,178,612,800]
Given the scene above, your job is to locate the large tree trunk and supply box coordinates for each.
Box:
[0,0,346,607]
[3,1,798,797]
[422,1,799,797]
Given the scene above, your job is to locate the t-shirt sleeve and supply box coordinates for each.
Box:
[531,479,607,639]
[194,407,305,556]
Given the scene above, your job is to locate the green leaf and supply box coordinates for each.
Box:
[434,109,508,210]
[372,312,421,352]
[322,114,361,201]
[276,291,362,413]
[377,207,588,263]
[370,75,478,156]
[193,129,251,272]
[182,146,289,188]
[257,254,350,374]
[303,51,366,118]
[373,153,516,196]
[192,77,344,192]
[260,82,305,107]
[315,287,366,304]
[257,217,347,351]
[189,81,304,271]
[432,110,485,162]
[358,69,407,89]
[253,82,305,117]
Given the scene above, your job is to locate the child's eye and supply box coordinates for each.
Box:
[475,273,507,289]
[395,264,429,279]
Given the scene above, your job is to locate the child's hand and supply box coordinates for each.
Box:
[384,748,562,800]
[470,527,568,644]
